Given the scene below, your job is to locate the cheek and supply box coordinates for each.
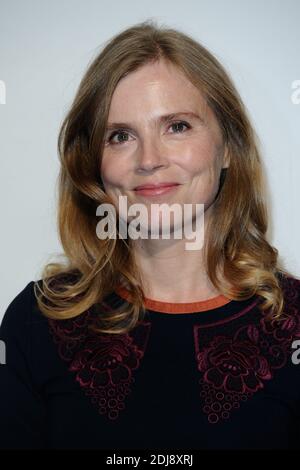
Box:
[175,138,220,175]
[176,138,223,206]
[100,158,126,188]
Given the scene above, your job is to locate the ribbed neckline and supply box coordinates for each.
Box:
[115,285,232,314]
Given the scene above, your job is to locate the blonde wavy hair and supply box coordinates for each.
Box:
[34,19,294,334]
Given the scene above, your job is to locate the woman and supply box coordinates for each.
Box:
[1,20,300,450]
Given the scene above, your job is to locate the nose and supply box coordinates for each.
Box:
[135,135,169,173]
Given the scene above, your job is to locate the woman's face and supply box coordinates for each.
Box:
[100,59,229,235]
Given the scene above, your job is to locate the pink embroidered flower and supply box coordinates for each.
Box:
[197,334,272,394]
[48,310,151,420]
[69,333,143,388]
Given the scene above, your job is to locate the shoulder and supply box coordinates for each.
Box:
[0,280,56,367]
[278,273,300,315]
[278,272,300,291]
[1,281,42,337]
[0,279,96,389]
[0,272,85,336]
[257,273,300,365]
[0,277,94,344]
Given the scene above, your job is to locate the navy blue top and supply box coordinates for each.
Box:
[0,274,300,449]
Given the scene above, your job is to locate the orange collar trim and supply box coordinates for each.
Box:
[115,285,232,314]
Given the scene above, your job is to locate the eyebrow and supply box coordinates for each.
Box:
[105,111,204,131]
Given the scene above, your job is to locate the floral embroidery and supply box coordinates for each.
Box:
[46,275,300,426]
[48,307,151,420]
[194,276,300,424]
[198,331,272,394]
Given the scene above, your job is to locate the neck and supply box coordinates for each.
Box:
[129,219,220,303]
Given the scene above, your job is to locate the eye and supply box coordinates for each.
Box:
[169,120,191,134]
[106,120,191,146]
[107,130,131,145]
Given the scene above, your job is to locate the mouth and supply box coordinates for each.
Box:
[133,183,181,197]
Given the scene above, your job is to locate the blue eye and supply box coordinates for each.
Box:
[107,120,191,146]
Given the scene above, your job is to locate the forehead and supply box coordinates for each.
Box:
[108,59,207,114]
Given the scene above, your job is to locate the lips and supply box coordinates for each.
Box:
[134,182,180,190]
[133,183,181,197]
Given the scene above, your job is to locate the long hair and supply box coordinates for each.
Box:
[34,19,295,334]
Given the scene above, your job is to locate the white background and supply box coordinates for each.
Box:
[0,0,299,321]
